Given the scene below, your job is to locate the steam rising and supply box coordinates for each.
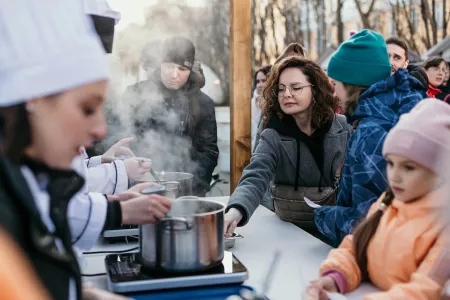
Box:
[101,62,198,174]
[100,24,198,174]
[96,1,225,177]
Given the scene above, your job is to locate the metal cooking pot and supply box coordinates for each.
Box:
[139,198,225,273]
[133,172,193,198]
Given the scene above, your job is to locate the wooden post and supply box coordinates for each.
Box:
[230,0,252,192]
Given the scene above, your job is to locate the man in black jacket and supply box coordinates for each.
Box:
[123,36,219,196]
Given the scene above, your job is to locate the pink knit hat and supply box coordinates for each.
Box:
[383,99,450,177]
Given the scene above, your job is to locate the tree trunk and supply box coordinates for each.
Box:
[283,0,291,46]
[313,0,326,54]
[283,0,304,46]
[322,0,327,49]
[337,0,344,44]
[443,0,448,38]
[314,0,321,53]
[268,0,281,57]
[259,3,269,64]
[390,0,409,49]
[431,0,438,45]
[305,0,312,54]
[354,0,377,29]
[390,1,405,41]
[420,0,432,49]
[252,0,258,68]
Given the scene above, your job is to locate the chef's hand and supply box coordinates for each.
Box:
[120,194,172,224]
[82,284,131,300]
[124,157,152,180]
[224,208,243,237]
[107,182,161,201]
[101,137,135,163]
[106,183,160,201]
[304,276,338,300]
[128,182,159,193]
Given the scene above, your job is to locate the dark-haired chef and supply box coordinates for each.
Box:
[67,0,159,251]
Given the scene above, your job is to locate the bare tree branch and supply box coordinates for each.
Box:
[420,0,432,49]
[354,0,377,29]
[431,0,438,45]
[268,0,281,57]
[443,0,449,37]
[336,0,345,44]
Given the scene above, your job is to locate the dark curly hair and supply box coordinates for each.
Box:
[260,56,338,129]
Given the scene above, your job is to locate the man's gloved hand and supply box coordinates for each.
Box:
[123,157,151,181]
[106,183,159,201]
[101,137,135,163]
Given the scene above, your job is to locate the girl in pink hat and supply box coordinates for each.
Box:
[306,98,450,299]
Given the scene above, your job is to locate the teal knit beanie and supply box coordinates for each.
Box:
[327,29,391,87]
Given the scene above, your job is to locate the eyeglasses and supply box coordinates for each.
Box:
[273,83,314,97]
[428,66,447,73]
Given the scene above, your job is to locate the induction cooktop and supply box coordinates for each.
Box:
[105,251,248,293]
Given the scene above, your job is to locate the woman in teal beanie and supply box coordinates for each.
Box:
[314,29,426,247]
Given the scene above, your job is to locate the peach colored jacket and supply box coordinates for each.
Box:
[0,229,50,300]
[320,187,450,300]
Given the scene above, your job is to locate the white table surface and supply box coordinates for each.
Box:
[82,196,379,299]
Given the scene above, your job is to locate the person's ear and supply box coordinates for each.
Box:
[404,60,409,69]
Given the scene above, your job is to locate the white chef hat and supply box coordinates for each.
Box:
[0,0,109,107]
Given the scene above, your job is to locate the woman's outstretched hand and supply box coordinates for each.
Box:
[224,208,243,237]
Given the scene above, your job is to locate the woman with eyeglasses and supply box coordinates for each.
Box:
[224,56,352,243]
[424,57,448,98]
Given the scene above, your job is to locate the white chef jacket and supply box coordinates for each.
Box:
[82,150,129,195]
[21,166,77,300]
[67,148,130,250]
[68,152,128,250]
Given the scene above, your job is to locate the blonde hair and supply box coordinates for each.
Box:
[343,84,368,115]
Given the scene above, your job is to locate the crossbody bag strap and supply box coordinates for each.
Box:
[334,155,345,188]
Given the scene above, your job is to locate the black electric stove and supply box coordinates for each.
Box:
[105,251,248,293]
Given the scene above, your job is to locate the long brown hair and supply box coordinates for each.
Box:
[353,188,395,280]
[260,56,337,129]
[343,84,368,116]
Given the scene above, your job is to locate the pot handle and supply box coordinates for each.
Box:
[158,217,192,231]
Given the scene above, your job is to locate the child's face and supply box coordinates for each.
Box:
[386,154,438,202]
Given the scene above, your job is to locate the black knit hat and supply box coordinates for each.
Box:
[162,36,195,70]
[89,15,115,54]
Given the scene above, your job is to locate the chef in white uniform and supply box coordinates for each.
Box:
[68,0,155,250]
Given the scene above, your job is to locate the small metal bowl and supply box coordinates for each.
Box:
[225,232,243,250]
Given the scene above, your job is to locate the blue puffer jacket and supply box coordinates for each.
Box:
[314,69,427,247]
